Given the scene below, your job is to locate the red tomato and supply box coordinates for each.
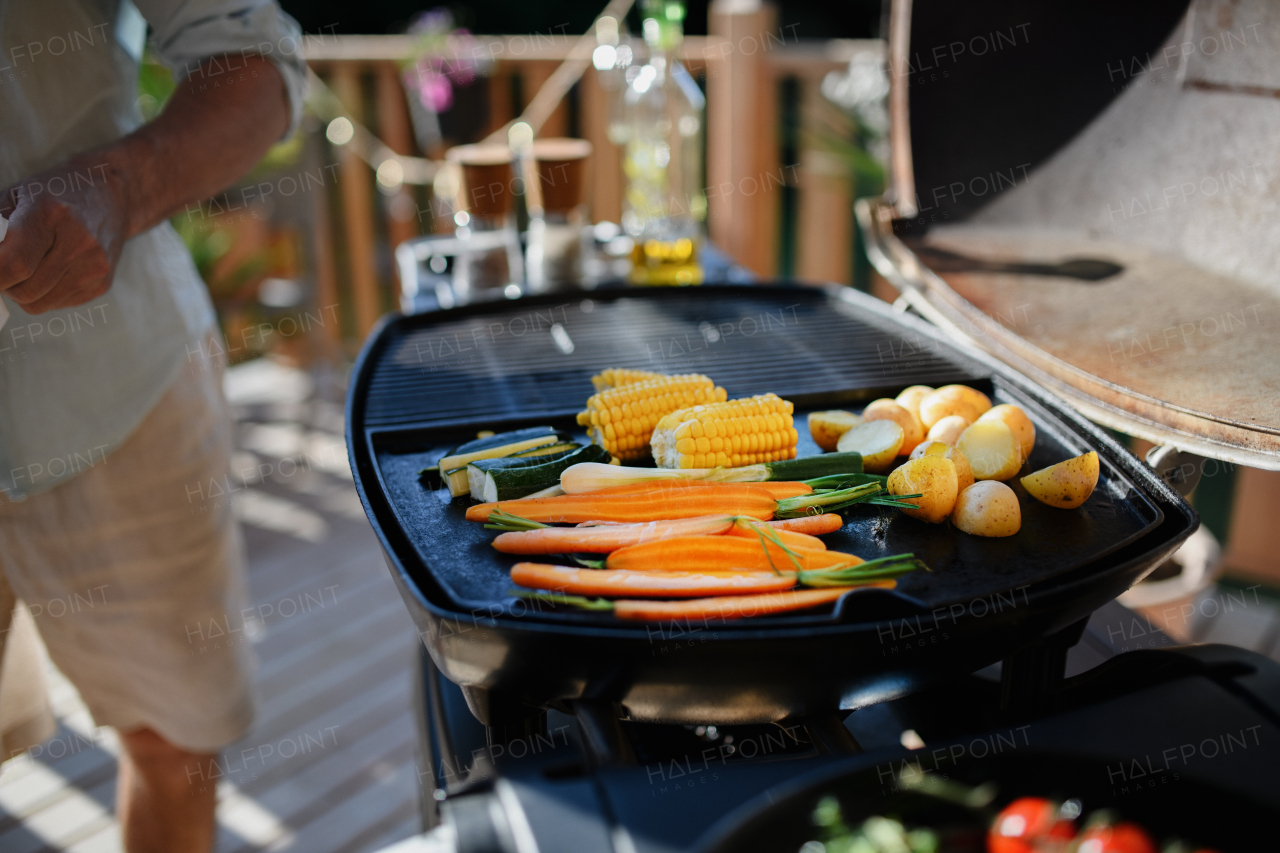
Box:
[988,798,1075,853]
[1077,822,1157,853]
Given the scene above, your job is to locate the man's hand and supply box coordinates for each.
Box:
[0,54,287,315]
[0,159,128,314]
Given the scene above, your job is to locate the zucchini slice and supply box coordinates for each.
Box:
[474,445,610,502]
[438,427,563,496]
[465,446,582,500]
[509,441,579,459]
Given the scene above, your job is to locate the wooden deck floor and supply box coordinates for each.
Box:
[0,360,423,853]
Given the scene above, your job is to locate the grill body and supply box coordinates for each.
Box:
[347,285,1196,724]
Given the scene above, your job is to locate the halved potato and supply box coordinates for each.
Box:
[809,410,863,452]
[894,385,935,419]
[888,456,959,523]
[952,480,1021,537]
[956,420,1022,481]
[862,399,925,455]
[1021,451,1100,509]
[918,385,991,429]
[926,414,971,446]
[979,404,1036,462]
[837,419,904,473]
[911,441,976,494]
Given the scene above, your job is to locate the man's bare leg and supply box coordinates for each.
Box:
[118,727,216,853]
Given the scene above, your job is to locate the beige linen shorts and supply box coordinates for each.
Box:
[0,338,255,755]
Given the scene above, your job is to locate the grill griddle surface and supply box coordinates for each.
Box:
[361,288,1162,620]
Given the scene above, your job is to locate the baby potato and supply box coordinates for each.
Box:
[926,414,971,446]
[911,441,975,493]
[894,385,935,419]
[979,404,1036,461]
[809,410,863,452]
[888,456,959,523]
[918,385,991,429]
[1021,451,1100,509]
[862,398,925,455]
[948,384,992,416]
[837,419,904,473]
[952,481,1021,537]
[956,420,1023,481]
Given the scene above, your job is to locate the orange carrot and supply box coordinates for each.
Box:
[510,563,796,598]
[572,479,812,500]
[493,515,737,554]
[727,517,826,551]
[466,484,777,523]
[606,536,864,573]
[613,586,895,621]
[765,514,844,536]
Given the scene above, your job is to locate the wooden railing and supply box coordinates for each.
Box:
[298,16,882,341]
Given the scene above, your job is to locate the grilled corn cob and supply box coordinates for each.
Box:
[651,393,799,469]
[577,374,726,461]
[591,368,666,392]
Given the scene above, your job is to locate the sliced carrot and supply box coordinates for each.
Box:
[613,586,895,621]
[466,484,777,523]
[727,517,826,551]
[510,563,796,598]
[572,479,812,500]
[765,514,844,536]
[606,536,864,573]
[493,515,737,554]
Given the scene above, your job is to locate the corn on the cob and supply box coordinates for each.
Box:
[651,393,799,469]
[591,368,666,392]
[577,374,726,461]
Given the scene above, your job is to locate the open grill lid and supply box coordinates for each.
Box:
[869,0,1280,470]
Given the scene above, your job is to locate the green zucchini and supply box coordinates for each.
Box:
[452,427,559,457]
[765,452,863,481]
[466,446,582,500]
[473,445,610,502]
[438,427,563,496]
[509,441,579,458]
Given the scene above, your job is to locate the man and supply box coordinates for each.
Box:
[0,0,306,850]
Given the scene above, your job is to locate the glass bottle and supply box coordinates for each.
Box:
[618,0,706,285]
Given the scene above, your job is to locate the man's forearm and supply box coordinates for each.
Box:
[106,55,291,239]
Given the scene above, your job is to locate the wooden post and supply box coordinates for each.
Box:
[795,80,852,284]
[375,61,421,304]
[331,64,383,337]
[707,0,778,277]
[484,63,515,138]
[579,68,622,224]
[520,60,570,138]
[309,148,342,358]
